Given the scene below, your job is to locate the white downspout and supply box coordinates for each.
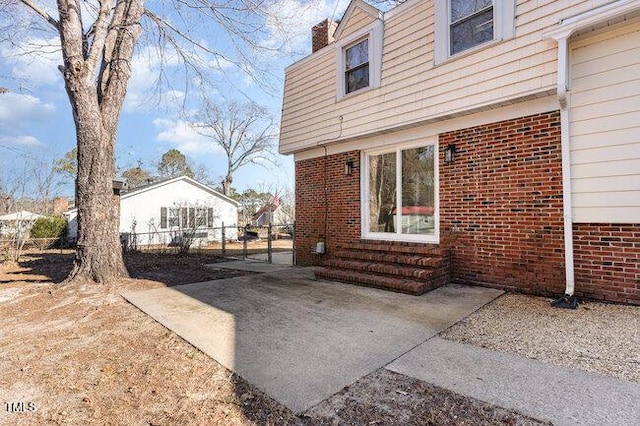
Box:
[556,35,575,297]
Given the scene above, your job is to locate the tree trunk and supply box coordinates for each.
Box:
[55,0,144,284]
[222,175,232,196]
[65,90,128,284]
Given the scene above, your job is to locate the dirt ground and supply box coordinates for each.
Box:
[1,251,547,425]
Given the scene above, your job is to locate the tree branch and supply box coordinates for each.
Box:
[85,0,114,78]
[19,0,59,29]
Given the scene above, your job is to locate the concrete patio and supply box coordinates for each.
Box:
[122,267,502,413]
[122,265,640,425]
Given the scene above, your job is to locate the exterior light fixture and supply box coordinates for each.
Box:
[345,159,354,175]
[444,144,456,165]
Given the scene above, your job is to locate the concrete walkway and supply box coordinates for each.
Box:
[122,265,640,424]
[387,337,640,426]
[207,259,291,273]
[122,267,501,412]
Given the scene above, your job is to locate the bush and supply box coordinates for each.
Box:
[30,216,68,240]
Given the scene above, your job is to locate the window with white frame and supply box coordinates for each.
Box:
[362,141,438,242]
[195,208,207,227]
[335,19,383,100]
[345,38,369,94]
[450,0,494,54]
[168,208,180,227]
[160,206,215,229]
[434,0,515,64]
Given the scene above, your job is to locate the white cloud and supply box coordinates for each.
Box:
[0,36,62,86]
[153,118,221,155]
[0,93,55,127]
[262,0,350,54]
[0,135,43,147]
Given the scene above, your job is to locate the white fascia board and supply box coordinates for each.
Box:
[544,0,640,40]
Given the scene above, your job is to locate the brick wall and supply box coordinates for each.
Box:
[573,224,640,304]
[439,111,566,297]
[295,111,638,304]
[295,150,361,265]
[311,19,338,53]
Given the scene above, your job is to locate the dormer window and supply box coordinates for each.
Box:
[334,16,383,101]
[450,0,494,55]
[345,39,369,94]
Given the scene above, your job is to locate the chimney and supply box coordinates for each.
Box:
[312,19,338,53]
[52,197,69,215]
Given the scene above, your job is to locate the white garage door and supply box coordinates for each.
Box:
[569,19,640,223]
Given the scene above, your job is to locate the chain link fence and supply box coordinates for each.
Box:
[119,222,295,265]
[2,223,296,265]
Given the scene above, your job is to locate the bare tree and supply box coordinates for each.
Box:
[3,0,287,284]
[192,101,277,196]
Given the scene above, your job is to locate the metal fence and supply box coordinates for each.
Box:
[1,223,296,265]
[0,237,64,251]
[121,222,296,265]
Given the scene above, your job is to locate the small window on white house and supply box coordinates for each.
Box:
[450,0,494,55]
[195,208,207,227]
[168,208,180,227]
[345,39,369,94]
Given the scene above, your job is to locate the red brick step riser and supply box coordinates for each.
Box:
[323,258,442,280]
[314,267,446,296]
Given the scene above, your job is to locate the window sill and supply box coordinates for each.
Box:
[337,85,375,102]
[435,38,503,67]
[362,233,439,244]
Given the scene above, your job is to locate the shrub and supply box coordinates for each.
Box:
[30,216,68,240]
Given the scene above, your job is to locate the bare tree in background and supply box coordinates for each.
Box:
[2,0,287,284]
[192,101,277,196]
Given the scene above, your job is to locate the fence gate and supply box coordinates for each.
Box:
[241,222,295,265]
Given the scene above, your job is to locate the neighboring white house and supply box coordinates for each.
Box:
[66,176,239,246]
[0,210,45,237]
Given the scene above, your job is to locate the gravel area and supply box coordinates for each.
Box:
[440,294,639,383]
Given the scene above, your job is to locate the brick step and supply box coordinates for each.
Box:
[331,248,444,268]
[315,267,444,296]
[338,242,444,256]
[323,257,441,280]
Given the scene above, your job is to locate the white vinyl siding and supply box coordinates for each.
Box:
[569,19,640,224]
[280,0,596,155]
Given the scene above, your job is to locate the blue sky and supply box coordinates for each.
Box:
[0,0,351,198]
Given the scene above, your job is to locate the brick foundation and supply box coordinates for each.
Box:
[294,111,638,304]
[573,224,640,304]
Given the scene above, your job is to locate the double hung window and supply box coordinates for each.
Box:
[434,0,514,64]
[345,39,369,94]
[450,0,494,55]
